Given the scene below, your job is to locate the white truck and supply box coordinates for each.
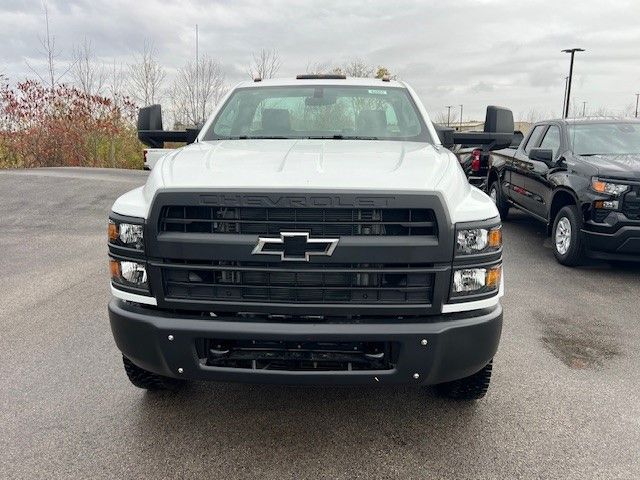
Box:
[108,75,513,400]
[143,148,169,170]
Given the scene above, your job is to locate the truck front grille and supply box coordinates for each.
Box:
[146,192,452,315]
[160,261,435,305]
[196,338,396,371]
[623,189,640,220]
[159,206,437,237]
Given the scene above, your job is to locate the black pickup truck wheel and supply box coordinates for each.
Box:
[435,360,492,400]
[122,356,186,391]
[552,205,585,266]
[489,181,509,220]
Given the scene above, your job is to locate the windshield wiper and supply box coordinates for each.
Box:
[227,135,290,140]
[225,135,382,140]
[306,135,380,140]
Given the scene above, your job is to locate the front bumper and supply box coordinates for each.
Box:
[582,219,640,261]
[109,299,502,386]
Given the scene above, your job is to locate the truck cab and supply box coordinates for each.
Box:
[108,76,513,400]
[488,118,640,264]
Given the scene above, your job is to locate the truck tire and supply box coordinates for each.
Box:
[435,361,492,400]
[122,356,186,391]
[489,181,509,220]
[552,205,584,266]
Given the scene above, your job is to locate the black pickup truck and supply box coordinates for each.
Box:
[487,118,640,265]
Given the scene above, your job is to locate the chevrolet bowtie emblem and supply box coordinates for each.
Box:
[252,232,339,261]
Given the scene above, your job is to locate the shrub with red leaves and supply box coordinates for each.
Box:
[0,79,144,169]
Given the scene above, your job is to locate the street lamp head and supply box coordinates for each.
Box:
[562,48,585,53]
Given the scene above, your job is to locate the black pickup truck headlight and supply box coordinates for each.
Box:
[108,219,144,250]
[456,225,502,255]
[451,264,501,297]
[591,177,630,196]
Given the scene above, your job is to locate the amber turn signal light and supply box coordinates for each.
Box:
[109,259,121,280]
[108,220,119,242]
[487,227,502,249]
[591,180,606,193]
[486,265,502,290]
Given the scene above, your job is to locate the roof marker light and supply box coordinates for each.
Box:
[296,74,347,80]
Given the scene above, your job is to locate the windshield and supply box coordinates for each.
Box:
[203,85,430,142]
[569,122,640,155]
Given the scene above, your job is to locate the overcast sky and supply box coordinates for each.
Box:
[2,0,639,121]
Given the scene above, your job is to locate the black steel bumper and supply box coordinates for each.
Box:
[582,221,640,261]
[108,299,502,386]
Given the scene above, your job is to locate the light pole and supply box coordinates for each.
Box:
[459,104,463,130]
[195,24,199,124]
[562,76,568,117]
[562,48,584,118]
[445,105,453,126]
[582,101,587,117]
[635,93,639,118]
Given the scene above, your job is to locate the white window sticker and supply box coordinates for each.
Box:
[368,89,387,95]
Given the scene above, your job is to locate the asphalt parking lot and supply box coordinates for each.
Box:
[1,167,639,479]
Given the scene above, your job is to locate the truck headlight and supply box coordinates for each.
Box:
[591,178,630,196]
[108,219,144,250]
[451,264,501,297]
[110,259,148,291]
[456,225,502,255]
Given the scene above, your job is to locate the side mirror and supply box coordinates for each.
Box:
[449,106,514,151]
[528,148,554,165]
[137,104,201,148]
[484,106,514,134]
[137,104,163,132]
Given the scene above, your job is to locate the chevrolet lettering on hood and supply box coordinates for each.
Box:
[200,194,396,208]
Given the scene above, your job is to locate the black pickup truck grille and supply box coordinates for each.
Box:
[159,206,437,237]
[623,189,640,220]
[160,261,435,305]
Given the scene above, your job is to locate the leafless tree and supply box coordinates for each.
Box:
[128,40,166,106]
[304,60,332,75]
[330,58,395,79]
[248,48,281,79]
[518,108,547,124]
[71,37,105,97]
[434,110,459,127]
[25,2,74,88]
[106,59,126,107]
[171,56,227,127]
[589,105,621,118]
[622,103,636,118]
[335,58,375,78]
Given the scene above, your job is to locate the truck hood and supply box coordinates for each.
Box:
[153,139,449,191]
[113,139,497,224]
[578,154,640,180]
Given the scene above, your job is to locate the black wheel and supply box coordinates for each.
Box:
[489,181,509,220]
[122,356,186,391]
[552,204,584,266]
[436,361,492,400]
